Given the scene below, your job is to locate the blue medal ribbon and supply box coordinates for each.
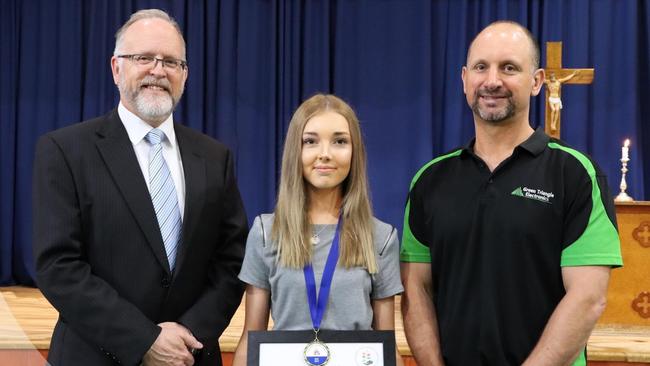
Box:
[303,216,342,331]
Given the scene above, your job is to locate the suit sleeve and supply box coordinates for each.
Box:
[178,148,247,343]
[32,135,160,365]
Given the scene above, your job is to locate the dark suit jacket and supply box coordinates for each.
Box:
[32,109,248,366]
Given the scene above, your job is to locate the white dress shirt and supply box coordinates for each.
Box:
[118,103,186,218]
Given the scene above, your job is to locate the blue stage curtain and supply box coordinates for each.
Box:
[1,0,648,285]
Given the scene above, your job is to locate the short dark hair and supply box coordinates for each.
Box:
[467,20,540,70]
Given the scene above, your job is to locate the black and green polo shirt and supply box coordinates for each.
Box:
[400,129,622,366]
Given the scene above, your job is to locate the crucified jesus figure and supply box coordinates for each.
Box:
[544,70,579,132]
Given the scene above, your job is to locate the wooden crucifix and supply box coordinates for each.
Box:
[543,42,594,139]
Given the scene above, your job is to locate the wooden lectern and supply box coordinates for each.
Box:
[588,202,650,364]
[599,202,650,325]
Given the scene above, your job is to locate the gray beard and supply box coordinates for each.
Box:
[118,74,182,122]
[133,91,174,121]
[471,96,515,123]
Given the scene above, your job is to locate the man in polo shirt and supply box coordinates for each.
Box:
[400,20,622,366]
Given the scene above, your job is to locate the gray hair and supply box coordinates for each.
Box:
[113,9,186,58]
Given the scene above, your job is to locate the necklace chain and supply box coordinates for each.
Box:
[311,225,329,245]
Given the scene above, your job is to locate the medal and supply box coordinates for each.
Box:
[303,329,330,365]
[303,216,342,366]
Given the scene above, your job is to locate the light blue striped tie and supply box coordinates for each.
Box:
[145,129,182,271]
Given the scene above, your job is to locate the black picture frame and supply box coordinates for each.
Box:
[247,330,396,366]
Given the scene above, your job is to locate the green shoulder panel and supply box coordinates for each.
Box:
[400,149,463,263]
[547,143,622,267]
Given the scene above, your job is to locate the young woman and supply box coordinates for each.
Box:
[232,94,403,366]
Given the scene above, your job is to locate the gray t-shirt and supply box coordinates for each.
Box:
[238,213,403,330]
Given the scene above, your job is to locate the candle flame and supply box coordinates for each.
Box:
[624,139,630,147]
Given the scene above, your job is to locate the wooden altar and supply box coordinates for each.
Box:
[587,202,650,364]
[599,202,650,326]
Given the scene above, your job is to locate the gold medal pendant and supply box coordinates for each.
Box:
[304,331,330,366]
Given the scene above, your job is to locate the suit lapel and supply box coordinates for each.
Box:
[173,125,206,274]
[95,110,172,274]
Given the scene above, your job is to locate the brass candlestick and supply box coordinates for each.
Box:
[615,139,634,202]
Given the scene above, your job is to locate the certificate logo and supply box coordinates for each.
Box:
[355,347,378,365]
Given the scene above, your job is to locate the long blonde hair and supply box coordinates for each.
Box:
[272,94,377,273]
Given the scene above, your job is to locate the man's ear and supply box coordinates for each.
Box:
[461,66,468,94]
[531,68,545,97]
[110,56,120,86]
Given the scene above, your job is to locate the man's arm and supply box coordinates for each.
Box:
[33,135,161,365]
[523,265,610,366]
[178,149,248,341]
[401,262,445,366]
[372,296,405,366]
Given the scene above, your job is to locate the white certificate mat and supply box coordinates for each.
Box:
[248,330,396,366]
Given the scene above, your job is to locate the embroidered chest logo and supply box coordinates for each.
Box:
[511,186,554,204]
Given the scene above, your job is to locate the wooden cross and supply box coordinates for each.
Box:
[543,42,594,139]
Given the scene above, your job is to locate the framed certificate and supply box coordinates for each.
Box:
[247,330,396,366]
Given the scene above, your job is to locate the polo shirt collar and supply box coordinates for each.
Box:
[518,128,549,156]
[461,128,549,157]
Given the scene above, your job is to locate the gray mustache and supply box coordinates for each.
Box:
[140,77,171,92]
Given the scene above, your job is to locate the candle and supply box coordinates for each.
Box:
[622,139,630,160]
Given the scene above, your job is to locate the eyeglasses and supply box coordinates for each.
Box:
[117,54,187,71]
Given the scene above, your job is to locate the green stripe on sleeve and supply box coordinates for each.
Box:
[400,149,463,263]
[571,349,586,366]
[400,198,431,262]
[547,143,622,267]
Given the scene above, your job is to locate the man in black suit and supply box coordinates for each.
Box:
[32,9,248,366]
